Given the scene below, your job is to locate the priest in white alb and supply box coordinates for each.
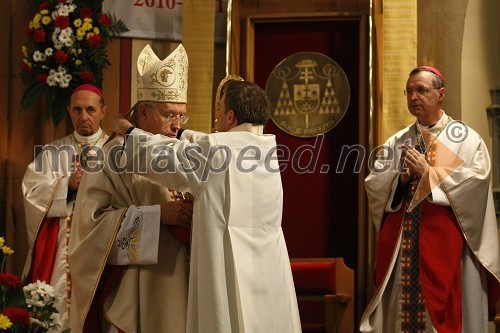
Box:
[113,76,302,333]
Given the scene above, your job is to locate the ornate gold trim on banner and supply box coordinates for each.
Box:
[225,0,233,76]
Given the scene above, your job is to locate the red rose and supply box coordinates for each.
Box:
[80,8,93,18]
[54,49,68,64]
[80,71,94,83]
[39,2,50,11]
[2,307,30,326]
[0,272,22,290]
[55,15,70,29]
[37,73,49,83]
[88,34,103,48]
[21,62,32,73]
[33,29,46,43]
[98,14,111,27]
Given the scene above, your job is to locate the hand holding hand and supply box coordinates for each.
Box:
[402,143,428,179]
[68,168,84,190]
[399,145,411,184]
[160,200,193,228]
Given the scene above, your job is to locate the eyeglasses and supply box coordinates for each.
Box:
[147,104,189,124]
[404,87,440,97]
[163,113,189,124]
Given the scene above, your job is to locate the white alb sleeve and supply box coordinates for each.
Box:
[428,184,450,206]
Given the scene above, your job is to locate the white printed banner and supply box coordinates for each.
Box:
[103,0,227,42]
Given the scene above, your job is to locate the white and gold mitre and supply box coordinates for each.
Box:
[136,44,188,103]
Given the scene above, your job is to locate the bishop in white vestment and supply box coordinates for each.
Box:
[114,78,302,333]
[22,84,108,331]
[69,44,192,333]
[360,67,500,333]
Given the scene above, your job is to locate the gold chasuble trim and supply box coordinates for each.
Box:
[182,0,216,133]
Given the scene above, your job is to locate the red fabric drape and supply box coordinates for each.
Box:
[375,200,463,333]
[167,225,191,244]
[29,217,60,283]
[83,265,124,333]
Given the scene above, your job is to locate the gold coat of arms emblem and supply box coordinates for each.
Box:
[265,52,350,138]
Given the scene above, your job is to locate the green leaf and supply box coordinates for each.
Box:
[7,286,27,308]
[109,15,129,35]
[89,48,109,67]
[44,86,59,119]
[21,82,45,113]
[51,90,71,126]
[82,0,103,13]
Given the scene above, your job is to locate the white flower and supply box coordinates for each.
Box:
[48,312,62,330]
[45,66,70,88]
[46,76,56,86]
[52,27,63,50]
[44,47,53,56]
[23,280,64,332]
[60,79,70,88]
[33,50,46,62]
[61,74,72,88]
[53,71,64,83]
[23,280,57,305]
[30,317,49,329]
[54,2,77,17]
[59,27,75,47]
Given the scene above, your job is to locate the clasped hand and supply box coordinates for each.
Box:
[160,200,193,228]
[69,160,84,190]
[400,143,428,184]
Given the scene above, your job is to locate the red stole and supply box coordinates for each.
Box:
[28,217,60,283]
[167,225,191,244]
[376,199,463,333]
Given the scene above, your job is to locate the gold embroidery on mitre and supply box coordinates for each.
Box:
[137,44,188,103]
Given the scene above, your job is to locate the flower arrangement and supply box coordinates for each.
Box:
[20,0,128,125]
[0,237,69,332]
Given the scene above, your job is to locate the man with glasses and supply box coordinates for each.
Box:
[69,44,192,333]
[361,66,500,332]
[112,76,302,333]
